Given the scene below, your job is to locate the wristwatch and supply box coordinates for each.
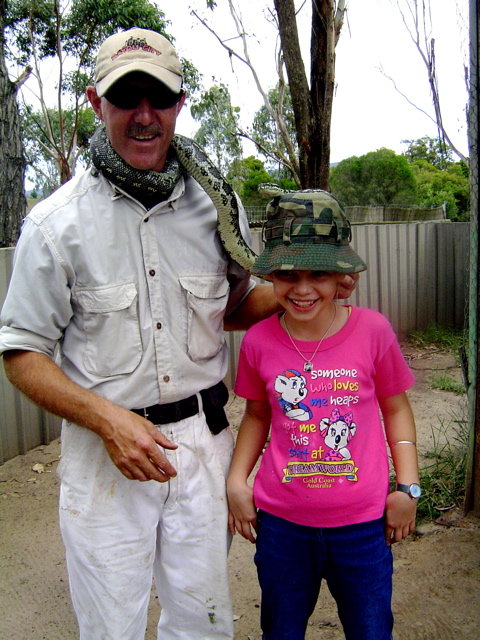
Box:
[396,482,422,499]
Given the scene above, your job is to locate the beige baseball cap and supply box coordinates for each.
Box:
[94,28,183,97]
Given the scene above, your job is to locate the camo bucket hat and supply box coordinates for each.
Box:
[252,190,367,276]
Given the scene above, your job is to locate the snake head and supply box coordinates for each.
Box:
[258,183,284,199]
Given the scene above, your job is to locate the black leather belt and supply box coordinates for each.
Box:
[132,394,199,425]
[132,381,230,434]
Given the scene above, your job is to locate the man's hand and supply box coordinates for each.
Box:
[337,272,359,299]
[3,350,178,483]
[98,407,178,483]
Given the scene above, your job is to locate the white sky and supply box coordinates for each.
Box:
[164,0,470,164]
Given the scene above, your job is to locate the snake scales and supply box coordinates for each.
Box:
[90,125,256,271]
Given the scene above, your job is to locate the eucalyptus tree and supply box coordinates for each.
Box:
[4,0,199,188]
[190,83,243,174]
[330,148,418,206]
[196,0,346,189]
[0,0,26,245]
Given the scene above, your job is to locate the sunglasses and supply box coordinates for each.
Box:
[104,85,184,110]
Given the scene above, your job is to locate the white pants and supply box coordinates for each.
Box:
[57,411,235,640]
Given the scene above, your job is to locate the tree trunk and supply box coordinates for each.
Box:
[274,0,313,188]
[274,0,340,190]
[310,0,336,190]
[0,0,26,247]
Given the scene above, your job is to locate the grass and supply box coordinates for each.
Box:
[430,371,466,395]
[408,323,464,353]
[389,412,469,523]
[411,322,467,407]
[405,325,468,522]
[416,415,469,522]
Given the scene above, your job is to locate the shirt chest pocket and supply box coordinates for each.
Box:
[73,281,142,377]
[179,275,229,362]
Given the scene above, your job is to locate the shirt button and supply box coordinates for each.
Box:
[149,269,155,276]
[156,322,162,330]
[163,375,170,383]
[144,217,149,223]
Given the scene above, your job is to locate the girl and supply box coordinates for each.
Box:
[227,191,420,640]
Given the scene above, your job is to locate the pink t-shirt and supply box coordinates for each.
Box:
[234,306,415,528]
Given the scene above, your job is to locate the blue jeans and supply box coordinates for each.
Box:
[254,511,394,640]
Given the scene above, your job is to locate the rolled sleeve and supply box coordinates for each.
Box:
[0,219,73,357]
[0,327,59,357]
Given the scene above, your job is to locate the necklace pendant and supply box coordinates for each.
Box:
[304,362,313,372]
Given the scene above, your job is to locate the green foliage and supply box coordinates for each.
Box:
[21,102,97,192]
[400,324,468,522]
[330,138,470,219]
[430,372,466,395]
[239,159,272,205]
[252,84,297,171]
[411,159,470,221]
[402,137,470,220]
[5,0,57,65]
[190,84,242,174]
[407,324,464,353]
[276,176,297,192]
[415,416,468,521]
[402,135,453,168]
[5,1,200,186]
[226,156,297,208]
[227,156,272,207]
[6,0,169,59]
[6,0,174,99]
[330,148,417,206]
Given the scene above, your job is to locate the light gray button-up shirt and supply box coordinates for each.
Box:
[0,168,255,409]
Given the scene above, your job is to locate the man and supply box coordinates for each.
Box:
[0,28,355,640]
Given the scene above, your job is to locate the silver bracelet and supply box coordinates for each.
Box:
[389,440,416,448]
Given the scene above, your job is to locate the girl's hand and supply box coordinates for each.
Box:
[385,490,417,545]
[227,479,258,543]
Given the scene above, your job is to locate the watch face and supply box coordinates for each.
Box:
[410,483,422,499]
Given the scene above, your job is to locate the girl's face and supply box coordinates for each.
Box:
[270,270,340,324]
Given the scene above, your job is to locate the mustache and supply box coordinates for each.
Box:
[125,125,163,137]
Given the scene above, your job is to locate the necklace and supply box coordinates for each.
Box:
[283,304,337,372]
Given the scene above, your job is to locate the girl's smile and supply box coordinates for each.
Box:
[288,298,319,309]
[271,270,345,339]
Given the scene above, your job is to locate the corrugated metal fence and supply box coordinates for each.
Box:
[0,249,62,463]
[0,220,470,463]
[224,221,469,386]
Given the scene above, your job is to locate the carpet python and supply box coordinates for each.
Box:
[172,135,257,270]
[90,125,257,271]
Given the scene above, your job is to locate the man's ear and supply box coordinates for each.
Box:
[175,90,187,116]
[86,86,103,120]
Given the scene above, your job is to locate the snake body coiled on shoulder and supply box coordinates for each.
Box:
[90,125,256,271]
[171,135,257,270]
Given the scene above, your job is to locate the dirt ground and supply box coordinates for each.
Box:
[1,343,479,640]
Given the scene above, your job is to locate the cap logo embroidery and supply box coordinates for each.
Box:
[111,36,162,61]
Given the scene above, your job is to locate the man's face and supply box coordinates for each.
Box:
[87,72,186,173]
